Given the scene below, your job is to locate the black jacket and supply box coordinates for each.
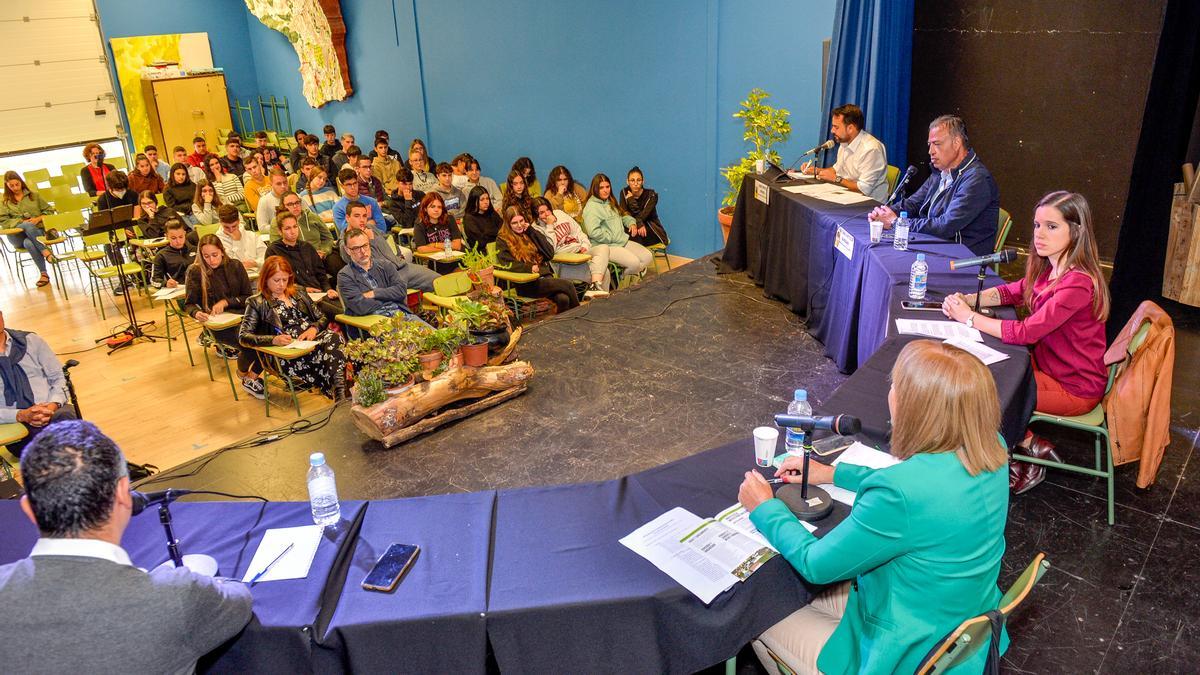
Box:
[151,243,195,286]
[496,228,556,278]
[265,239,330,291]
[80,163,115,197]
[163,183,196,210]
[620,187,670,245]
[382,189,424,229]
[184,259,253,318]
[463,210,501,250]
[95,190,138,212]
[238,293,324,347]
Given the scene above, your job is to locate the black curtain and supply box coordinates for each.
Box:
[1108,0,1200,340]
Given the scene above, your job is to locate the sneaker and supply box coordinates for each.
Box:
[583,282,610,299]
[198,332,215,348]
[216,344,239,360]
[241,377,265,399]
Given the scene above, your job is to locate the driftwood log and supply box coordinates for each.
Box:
[351,361,534,446]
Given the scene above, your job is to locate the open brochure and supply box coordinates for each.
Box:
[819,442,902,506]
[621,504,787,604]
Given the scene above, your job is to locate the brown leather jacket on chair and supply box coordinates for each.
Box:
[1103,301,1175,488]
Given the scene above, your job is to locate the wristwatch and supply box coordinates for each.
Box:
[834,173,843,184]
[965,314,975,329]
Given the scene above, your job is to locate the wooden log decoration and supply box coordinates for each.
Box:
[1162,181,1200,307]
[351,362,535,445]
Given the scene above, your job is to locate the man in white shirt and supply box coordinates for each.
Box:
[0,421,252,672]
[216,204,266,272]
[802,104,889,202]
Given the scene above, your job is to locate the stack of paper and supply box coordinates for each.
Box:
[944,336,1009,365]
[819,442,902,506]
[782,182,875,204]
[152,286,185,300]
[240,525,323,583]
[895,318,983,342]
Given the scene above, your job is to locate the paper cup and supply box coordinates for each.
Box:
[754,159,765,174]
[753,426,779,467]
[869,220,883,243]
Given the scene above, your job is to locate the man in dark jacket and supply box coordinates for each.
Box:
[870,115,999,256]
[337,227,426,322]
[266,212,341,321]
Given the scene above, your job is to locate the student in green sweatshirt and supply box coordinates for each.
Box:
[581,173,652,277]
[0,172,55,286]
[738,340,1010,675]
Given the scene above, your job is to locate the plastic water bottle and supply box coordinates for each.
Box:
[909,253,928,300]
[307,452,341,527]
[784,389,812,457]
[893,211,910,251]
[443,234,452,256]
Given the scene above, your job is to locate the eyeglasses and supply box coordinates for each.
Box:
[283,200,301,207]
[347,242,370,252]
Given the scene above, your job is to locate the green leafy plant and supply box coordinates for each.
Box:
[422,324,469,359]
[448,299,500,331]
[720,88,792,208]
[458,243,509,274]
[352,369,387,408]
[344,316,428,388]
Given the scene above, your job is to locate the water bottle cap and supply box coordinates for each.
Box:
[899,211,908,218]
[916,253,925,261]
[794,389,807,401]
[309,452,326,467]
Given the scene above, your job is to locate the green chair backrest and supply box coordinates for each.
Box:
[48,174,73,188]
[432,270,472,297]
[195,223,220,239]
[156,193,166,206]
[43,186,74,205]
[23,169,51,189]
[995,208,1013,252]
[82,230,128,248]
[109,156,127,171]
[57,193,94,212]
[42,211,86,232]
[885,164,901,197]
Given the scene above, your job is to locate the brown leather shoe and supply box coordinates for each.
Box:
[1011,460,1046,494]
[1026,434,1063,463]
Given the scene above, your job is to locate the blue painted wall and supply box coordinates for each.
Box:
[96,0,835,258]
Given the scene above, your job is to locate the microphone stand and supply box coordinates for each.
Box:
[159,501,185,568]
[973,265,988,314]
[774,423,834,521]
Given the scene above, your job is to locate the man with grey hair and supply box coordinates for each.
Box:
[869,114,999,255]
[0,421,253,672]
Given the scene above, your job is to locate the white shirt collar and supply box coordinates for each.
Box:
[30,538,132,566]
[843,132,865,154]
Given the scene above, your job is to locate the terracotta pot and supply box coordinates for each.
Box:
[470,327,511,356]
[384,374,416,395]
[461,341,488,367]
[468,266,495,291]
[448,350,463,369]
[417,351,443,379]
[718,207,734,245]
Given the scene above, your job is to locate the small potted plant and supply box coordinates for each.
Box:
[345,316,424,398]
[719,88,791,243]
[458,244,504,291]
[450,297,511,358]
[352,369,387,408]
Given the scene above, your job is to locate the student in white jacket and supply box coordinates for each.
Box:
[214,204,266,273]
[532,197,609,297]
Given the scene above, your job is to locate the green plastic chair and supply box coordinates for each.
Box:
[884,164,901,197]
[195,223,220,239]
[56,193,94,213]
[1012,320,1153,525]
[647,242,671,271]
[23,169,51,189]
[916,553,1050,674]
[109,156,127,171]
[43,185,74,206]
[79,231,146,318]
[253,343,317,417]
[995,208,1013,253]
[48,174,73,188]
[60,162,86,191]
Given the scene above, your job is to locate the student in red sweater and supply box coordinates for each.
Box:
[941,191,1109,493]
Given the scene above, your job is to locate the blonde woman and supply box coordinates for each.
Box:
[738,340,1010,675]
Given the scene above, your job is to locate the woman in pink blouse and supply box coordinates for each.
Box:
[941,191,1109,493]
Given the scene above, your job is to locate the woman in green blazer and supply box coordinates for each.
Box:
[738,339,1010,674]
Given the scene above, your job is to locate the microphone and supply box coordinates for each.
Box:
[131,488,194,516]
[949,248,1017,270]
[773,414,861,436]
[777,140,837,182]
[885,165,917,206]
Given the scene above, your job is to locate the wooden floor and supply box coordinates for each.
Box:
[1,249,691,473]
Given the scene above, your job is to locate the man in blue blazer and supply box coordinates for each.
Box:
[871,115,1000,255]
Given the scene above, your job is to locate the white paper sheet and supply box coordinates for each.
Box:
[820,442,903,506]
[895,318,983,342]
[620,507,739,604]
[308,291,327,301]
[152,286,185,300]
[283,339,320,350]
[944,336,1010,365]
[206,312,243,325]
[241,525,323,583]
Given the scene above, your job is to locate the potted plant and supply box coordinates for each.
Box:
[458,244,506,291]
[352,369,387,408]
[449,297,511,357]
[345,316,424,398]
[718,88,791,243]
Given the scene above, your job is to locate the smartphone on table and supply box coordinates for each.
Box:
[901,299,993,316]
[361,543,420,592]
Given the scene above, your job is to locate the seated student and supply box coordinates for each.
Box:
[128,153,165,195]
[204,155,245,210]
[1,422,252,674]
[496,206,580,313]
[135,191,181,239]
[186,136,209,168]
[95,171,139,213]
[256,169,290,230]
[262,144,285,174]
[408,148,438,193]
[286,128,307,171]
[429,163,467,221]
[293,156,318,194]
[220,137,245,177]
[619,166,670,247]
[332,168,387,234]
[337,227,421,319]
[241,154,270,213]
[502,157,542,198]
[1,172,55,287]
[185,235,263,398]
[299,169,338,223]
[582,173,653,277]
[163,163,198,220]
[269,191,337,263]
[462,186,502,249]
[191,180,222,225]
[150,219,195,289]
[532,197,610,297]
[414,192,464,258]
[462,156,503,206]
[319,124,341,160]
[738,340,1009,675]
[331,133,355,170]
[240,255,347,401]
[215,204,265,273]
[80,143,115,197]
[266,212,341,321]
[940,191,1110,493]
[337,202,438,291]
[252,129,275,154]
[172,147,207,184]
[298,134,334,190]
[382,168,425,230]
[354,154,385,202]
[0,310,77,458]
[145,144,171,182]
[368,130,401,161]
[544,165,588,224]
[501,169,535,223]
[372,139,403,194]
[406,138,435,170]
[450,153,474,190]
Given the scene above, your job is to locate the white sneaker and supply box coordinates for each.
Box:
[583,282,610,299]
[241,377,265,399]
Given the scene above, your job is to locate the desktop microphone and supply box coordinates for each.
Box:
[802,139,836,157]
[131,488,195,516]
[885,165,917,205]
[773,414,861,436]
[949,248,1018,270]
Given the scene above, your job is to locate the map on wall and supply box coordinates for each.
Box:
[244,0,352,108]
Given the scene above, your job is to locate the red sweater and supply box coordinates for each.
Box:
[997,269,1107,399]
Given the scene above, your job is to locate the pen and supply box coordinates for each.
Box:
[249,542,294,586]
